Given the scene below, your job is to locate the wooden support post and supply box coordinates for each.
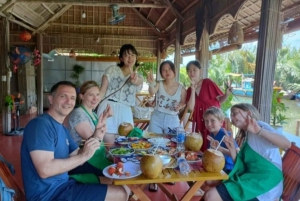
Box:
[296,119,300,137]
[37,34,43,115]
[199,22,209,79]
[252,0,283,123]
[174,19,181,82]
[1,18,11,134]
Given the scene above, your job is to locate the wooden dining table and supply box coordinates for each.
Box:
[113,162,228,201]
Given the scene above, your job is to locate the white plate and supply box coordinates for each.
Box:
[103,162,142,180]
[147,138,170,146]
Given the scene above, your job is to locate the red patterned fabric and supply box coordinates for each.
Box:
[186,78,224,152]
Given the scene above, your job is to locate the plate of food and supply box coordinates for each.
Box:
[115,137,140,145]
[177,151,202,163]
[170,137,177,143]
[147,138,170,146]
[103,162,142,179]
[109,147,135,157]
[128,141,154,151]
[147,146,177,156]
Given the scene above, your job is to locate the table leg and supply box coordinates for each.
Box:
[180,181,204,201]
[157,183,178,201]
[127,184,151,201]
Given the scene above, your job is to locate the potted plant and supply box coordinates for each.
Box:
[70,64,85,88]
[4,94,14,112]
[271,89,288,131]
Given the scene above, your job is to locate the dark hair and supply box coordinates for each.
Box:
[159,60,176,78]
[117,44,139,68]
[186,60,202,71]
[50,81,76,96]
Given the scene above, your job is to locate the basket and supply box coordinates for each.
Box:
[133,106,153,119]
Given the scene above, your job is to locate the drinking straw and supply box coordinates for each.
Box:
[153,137,163,155]
[215,135,226,151]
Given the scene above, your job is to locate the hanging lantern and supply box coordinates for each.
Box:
[19,31,32,42]
[69,49,76,58]
[228,21,244,45]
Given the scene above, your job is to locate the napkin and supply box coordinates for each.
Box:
[127,127,143,138]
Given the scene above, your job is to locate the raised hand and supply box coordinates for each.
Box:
[80,138,101,159]
[102,104,113,120]
[147,69,155,84]
[129,66,139,85]
[238,110,261,134]
[207,135,219,149]
[190,78,196,90]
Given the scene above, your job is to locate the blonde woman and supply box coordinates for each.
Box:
[68,80,113,183]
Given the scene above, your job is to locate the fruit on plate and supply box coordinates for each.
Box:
[108,166,116,175]
[108,162,126,176]
[202,149,225,172]
[184,132,203,151]
[118,122,133,136]
[140,154,163,179]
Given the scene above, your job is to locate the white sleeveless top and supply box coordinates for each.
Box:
[154,81,184,115]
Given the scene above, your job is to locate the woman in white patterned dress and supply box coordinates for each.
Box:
[97,44,143,143]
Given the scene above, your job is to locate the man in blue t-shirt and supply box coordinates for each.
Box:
[21,81,129,201]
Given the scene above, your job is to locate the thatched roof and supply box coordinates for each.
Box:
[0,0,300,57]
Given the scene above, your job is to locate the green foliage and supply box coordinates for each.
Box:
[4,95,13,110]
[221,92,233,116]
[271,90,288,126]
[137,62,157,80]
[70,64,85,87]
[179,66,190,87]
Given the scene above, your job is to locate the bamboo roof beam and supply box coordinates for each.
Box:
[161,0,184,21]
[16,1,168,8]
[50,23,153,30]
[41,3,55,15]
[33,5,72,34]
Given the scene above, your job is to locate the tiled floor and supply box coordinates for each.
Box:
[0,113,202,201]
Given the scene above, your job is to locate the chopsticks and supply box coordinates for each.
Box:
[80,140,115,147]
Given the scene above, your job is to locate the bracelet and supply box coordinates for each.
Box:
[148,82,156,87]
[88,136,102,143]
[256,127,263,136]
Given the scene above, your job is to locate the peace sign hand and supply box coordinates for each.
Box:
[238,111,261,134]
[147,69,155,84]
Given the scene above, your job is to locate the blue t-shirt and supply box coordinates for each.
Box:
[21,113,78,201]
[208,128,238,171]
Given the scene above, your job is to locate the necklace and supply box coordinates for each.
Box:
[80,105,98,126]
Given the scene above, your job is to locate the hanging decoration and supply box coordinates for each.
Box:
[228,21,244,45]
[33,48,41,67]
[161,49,167,59]
[69,49,76,59]
[19,31,32,42]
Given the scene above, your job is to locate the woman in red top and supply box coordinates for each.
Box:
[186,60,231,152]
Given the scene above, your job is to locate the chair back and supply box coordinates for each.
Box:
[282,142,300,201]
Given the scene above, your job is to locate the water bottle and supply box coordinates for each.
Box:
[176,128,186,152]
[177,157,191,175]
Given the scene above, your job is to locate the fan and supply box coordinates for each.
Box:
[108,4,126,25]
[6,92,26,136]
[8,46,32,73]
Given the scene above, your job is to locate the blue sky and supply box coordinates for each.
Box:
[181,30,300,66]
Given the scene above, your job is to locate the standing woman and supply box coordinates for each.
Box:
[186,60,231,152]
[68,80,113,183]
[97,44,143,143]
[147,60,187,133]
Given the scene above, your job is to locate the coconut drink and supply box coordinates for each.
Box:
[140,154,163,179]
[202,148,225,172]
[118,122,133,136]
[184,132,203,151]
